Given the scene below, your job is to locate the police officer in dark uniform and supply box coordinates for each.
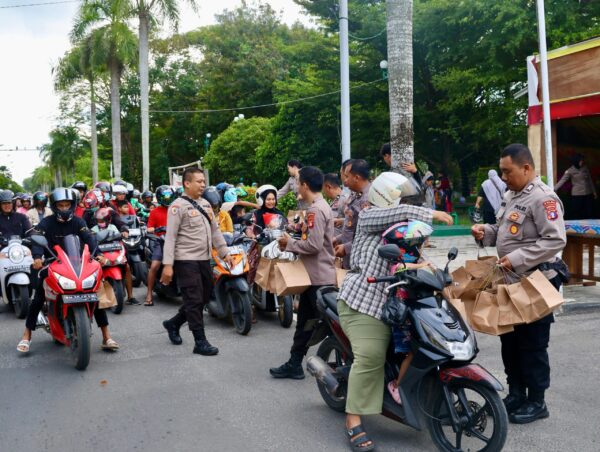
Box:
[472,144,568,424]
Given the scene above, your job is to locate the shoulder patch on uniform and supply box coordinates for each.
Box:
[543,200,558,221]
[508,212,520,222]
[510,224,519,235]
[170,206,179,215]
[525,183,534,193]
[306,212,315,229]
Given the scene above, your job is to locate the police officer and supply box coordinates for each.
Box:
[334,159,371,269]
[161,167,233,356]
[271,166,336,379]
[0,190,32,238]
[323,173,347,236]
[277,159,309,210]
[554,153,597,219]
[472,143,567,424]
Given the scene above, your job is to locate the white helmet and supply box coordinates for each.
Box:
[112,184,128,195]
[368,172,419,208]
[255,184,278,207]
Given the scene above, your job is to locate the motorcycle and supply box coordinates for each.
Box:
[145,228,179,298]
[306,245,508,452]
[0,235,33,318]
[207,230,253,335]
[29,234,102,371]
[120,215,147,287]
[96,229,127,314]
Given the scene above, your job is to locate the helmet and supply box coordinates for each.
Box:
[255,184,277,207]
[94,181,111,203]
[126,183,134,200]
[368,172,419,209]
[83,190,100,211]
[112,185,128,196]
[235,186,247,198]
[174,186,184,198]
[141,190,153,202]
[155,185,175,207]
[49,187,77,222]
[132,189,140,199]
[470,208,483,224]
[71,181,87,192]
[382,220,433,263]
[21,193,32,203]
[69,187,81,204]
[223,187,238,203]
[94,207,112,229]
[203,187,221,208]
[33,191,48,207]
[0,190,15,203]
[112,180,127,188]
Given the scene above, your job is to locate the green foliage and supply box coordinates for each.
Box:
[0,166,24,192]
[203,117,272,184]
[474,167,496,195]
[276,191,297,217]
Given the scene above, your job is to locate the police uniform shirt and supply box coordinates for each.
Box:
[335,183,371,267]
[285,194,336,286]
[482,177,567,279]
[162,196,229,266]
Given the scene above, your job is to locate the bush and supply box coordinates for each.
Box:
[276,191,297,216]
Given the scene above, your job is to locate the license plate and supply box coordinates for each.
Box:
[63,293,98,304]
[4,265,30,273]
[128,229,141,237]
[99,243,122,252]
[228,246,244,255]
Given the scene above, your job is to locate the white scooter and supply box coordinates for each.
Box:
[0,236,33,318]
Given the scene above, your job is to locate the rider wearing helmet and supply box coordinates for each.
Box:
[110,184,136,215]
[252,184,286,233]
[27,191,52,227]
[0,190,32,238]
[17,188,120,354]
[71,181,88,218]
[92,207,118,233]
[203,186,232,233]
[144,185,174,306]
[82,189,128,234]
[16,193,32,215]
[332,172,451,450]
[94,181,112,204]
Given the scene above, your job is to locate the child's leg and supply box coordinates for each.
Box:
[395,351,414,386]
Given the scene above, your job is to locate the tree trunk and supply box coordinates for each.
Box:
[110,59,122,179]
[387,0,414,173]
[90,79,99,183]
[139,12,150,190]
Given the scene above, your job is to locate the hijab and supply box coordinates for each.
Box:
[482,169,506,213]
[254,189,284,230]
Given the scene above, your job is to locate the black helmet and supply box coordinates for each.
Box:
[141,190,153,201]
[94,181,111,193]
[202,187,221,208]
[113,180,127,189]
[71,181,87,192]
[69,187,81,204]
[49,187,77,222]
[0,190,14,204]
[21,193,32,203]
[155,185,175,207]
[33,191,48,207]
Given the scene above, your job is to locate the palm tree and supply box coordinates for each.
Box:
[53,37,102,183]
[130,0,197,190]
[40,127,85,186]
[386,0,414,173]
[72,0,137,179]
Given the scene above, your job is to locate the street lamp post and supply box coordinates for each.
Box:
[204,133,211,154]
[380,60,388,80]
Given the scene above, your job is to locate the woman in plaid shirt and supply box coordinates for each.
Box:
[339,173,452,451]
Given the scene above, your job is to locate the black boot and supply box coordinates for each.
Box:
[163,313,185,345]
[269,353,305,379]
[192,328,219,356]
[503,385,526,414]
[509,391,549,424]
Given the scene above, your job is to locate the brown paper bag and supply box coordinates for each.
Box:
[98,280,117,309]
[471,290,514,336]
[465,256,497,279]
[273,260,311,296]
[448,298,468,323]
[449,266,473,298]
[255,258,278,292]
[287,210,305,223]
[497,284,524,326]
[334,258,343,269]
[336,268,349,289]
[507,270,564,323]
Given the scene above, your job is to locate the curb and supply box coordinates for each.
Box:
[558,300,600,315]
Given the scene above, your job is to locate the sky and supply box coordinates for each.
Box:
[0,0,312,184]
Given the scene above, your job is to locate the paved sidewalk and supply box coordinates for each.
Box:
[425,236,600,312]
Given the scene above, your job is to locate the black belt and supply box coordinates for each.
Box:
[534,259,570,283]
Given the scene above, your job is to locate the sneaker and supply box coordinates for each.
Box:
[269,360,305,379]
[127,298,141,305]
[509,401,549,424]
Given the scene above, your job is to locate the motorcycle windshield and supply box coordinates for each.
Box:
[62,235,83,276]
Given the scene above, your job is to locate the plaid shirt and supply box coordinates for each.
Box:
[338,204,433,319]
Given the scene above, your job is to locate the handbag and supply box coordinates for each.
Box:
[381,295,408,327]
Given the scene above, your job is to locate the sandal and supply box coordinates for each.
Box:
[387,381,402,405]
[346,424,375,451]
[144,300,154,306]
[101,338,120,350]
[17,339,31,353]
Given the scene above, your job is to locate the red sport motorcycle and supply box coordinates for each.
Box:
[30,234,102,371]
[95,229,127,314]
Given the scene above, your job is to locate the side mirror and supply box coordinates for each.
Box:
[378,244,403,262]
[447,247,458,261]
[30,235,49,249]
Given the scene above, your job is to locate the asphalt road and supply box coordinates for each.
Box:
[0,287,599,452]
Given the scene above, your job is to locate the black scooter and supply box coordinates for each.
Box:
[306,245,508,452]
[120,215,147,287]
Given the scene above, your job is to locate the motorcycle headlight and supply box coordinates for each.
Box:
[420,320,452,356]
[82,272,98,290]
[55,273,77,290]
[445,334,476,361]
[8,246,24,264]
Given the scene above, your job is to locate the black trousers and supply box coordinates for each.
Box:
[570,194,594,220]
[172,260,213,331]
[500,275,561,394]
[290,286,322,357]
[26,268,109,331]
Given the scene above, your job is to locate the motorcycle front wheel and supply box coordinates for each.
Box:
[109,279,125,314]
[132,262,148,288]
[316,337,353,413]
[278,295,294,328]
[69,305,91,371]
[427,381,508,452]
[11,284,30,319]
[230,290,252,335]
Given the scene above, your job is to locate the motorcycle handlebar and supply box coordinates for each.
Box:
[367,276,398,284]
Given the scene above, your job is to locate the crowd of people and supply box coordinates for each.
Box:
[0,141,568,451]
